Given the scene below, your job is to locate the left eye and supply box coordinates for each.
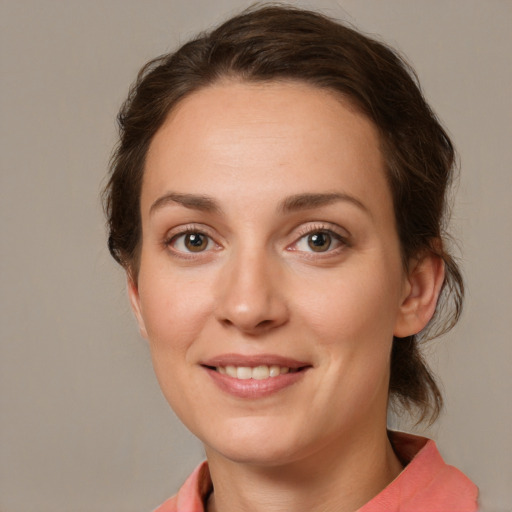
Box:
[295,231,342,253]
[170,232,214,253]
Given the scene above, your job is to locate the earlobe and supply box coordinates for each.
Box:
[393,252,445,338]
[127,276,149,339]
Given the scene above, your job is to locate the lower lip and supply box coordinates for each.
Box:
[204,367,308,399]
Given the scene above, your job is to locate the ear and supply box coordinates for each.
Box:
[127,275,148,339]
[393,252,445,338]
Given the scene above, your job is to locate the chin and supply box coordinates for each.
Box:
[201,417,306,467]
[209,441,300,467]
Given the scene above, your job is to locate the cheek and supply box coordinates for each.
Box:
[136,269,215,420]
[137,268,214,356]
[293,267,400,424]
[294,261,402,350]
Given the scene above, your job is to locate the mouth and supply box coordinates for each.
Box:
[200,354,311,398]
[207,364,304,380]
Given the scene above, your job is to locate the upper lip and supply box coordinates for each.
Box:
[201,353,311,369]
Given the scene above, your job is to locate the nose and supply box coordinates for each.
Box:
[214,249,289,335]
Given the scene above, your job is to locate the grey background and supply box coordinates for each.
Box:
[1,1,511,511]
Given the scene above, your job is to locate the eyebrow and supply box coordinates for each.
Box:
[149,192,221,216]
[279,192,370,215]
[149,191,369,217]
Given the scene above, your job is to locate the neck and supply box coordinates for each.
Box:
[205,428,402,512]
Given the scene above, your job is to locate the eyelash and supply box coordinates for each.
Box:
[289,223,350,256]
[163,225,219,260]
[163,222,349,258]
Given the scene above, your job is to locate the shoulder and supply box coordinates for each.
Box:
[152,461,211,512]
[151,494,178,512]
[404,441,478,511]
[359,432,478,511]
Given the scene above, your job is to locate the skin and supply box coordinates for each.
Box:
[128,81,444,512]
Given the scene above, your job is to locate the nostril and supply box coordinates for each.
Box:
[256,319,273,329]
[219,316,285,333]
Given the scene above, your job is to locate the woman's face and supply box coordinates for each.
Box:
[129,81,415,466]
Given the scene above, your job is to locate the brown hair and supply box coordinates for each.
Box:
[104,4,463,424]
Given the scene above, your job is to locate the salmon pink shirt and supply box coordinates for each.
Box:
[153,432,478,512]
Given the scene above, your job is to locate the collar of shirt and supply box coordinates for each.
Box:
[153,431,478,512]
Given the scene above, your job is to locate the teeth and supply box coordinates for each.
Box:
[252,365,269,380]
[225,365,237,378]
[269,365,280,377]
[236,367,252,380]
[216,364,296,379]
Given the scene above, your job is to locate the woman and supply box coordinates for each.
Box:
[104,5,478,511]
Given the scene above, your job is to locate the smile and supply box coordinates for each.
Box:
[201,358,310,398]
[216,365,296,380]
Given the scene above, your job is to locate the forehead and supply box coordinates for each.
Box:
[142,80,390,218]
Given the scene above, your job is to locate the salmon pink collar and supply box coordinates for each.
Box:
[153,432,478,512]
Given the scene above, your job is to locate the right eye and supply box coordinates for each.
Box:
[295,231,339,253]
[169,232,215,253]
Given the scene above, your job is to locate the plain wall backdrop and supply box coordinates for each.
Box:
[1,1,511,510]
